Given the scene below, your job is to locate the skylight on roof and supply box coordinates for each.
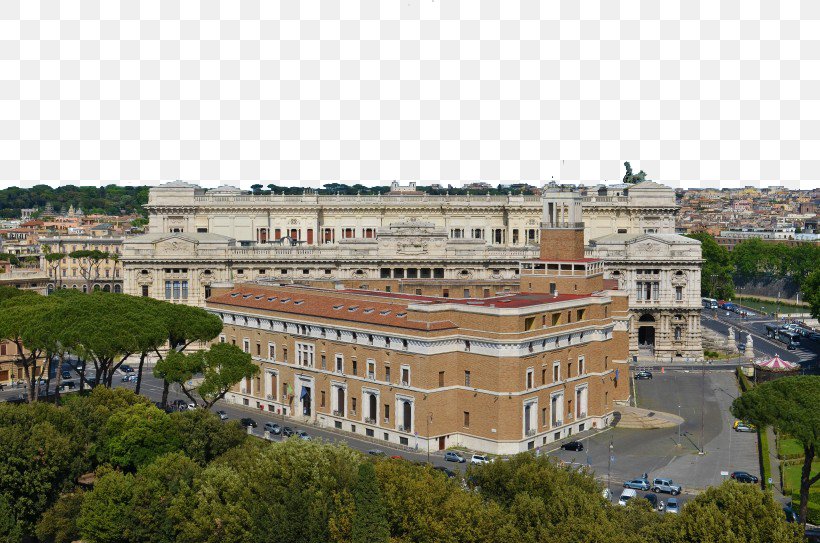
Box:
[267,297,277,302]
[230,293,239,297]
[348,306,359,312]
[396,312,407,318]
[294,300,304,305]
[379,310,391,316]
[333,305,343,310]
[363,308,374,314]
[242,294,252,299]
[281,298,291,303]
[254,295,263,300]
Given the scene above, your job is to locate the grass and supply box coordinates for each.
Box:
[777,436,820,524]
[704,350,739,361]
[778,437,805,460]
[735,296,808,316]
[758,429,772,489]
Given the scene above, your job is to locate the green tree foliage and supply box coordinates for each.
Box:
[684,233,735,299]
[147,300,223,407]
[0,253,20,267]
[732,375,820,524]
[100,403,181,471]
[35,490,85,543]
[0,184,149,218]
[351,462,390,543]
[0,402,89,537]
[802,268,820,320]
[657,481,803,543]
[728,237,820,288]
[168,408,248,465]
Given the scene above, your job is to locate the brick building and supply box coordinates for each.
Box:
[206,193,631,454]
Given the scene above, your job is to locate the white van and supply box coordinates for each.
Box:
[618,488,637,506]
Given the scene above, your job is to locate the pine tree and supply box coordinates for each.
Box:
[350,462,389,543]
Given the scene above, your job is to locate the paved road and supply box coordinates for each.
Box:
[548,369,759,507]
[701,312,819,372]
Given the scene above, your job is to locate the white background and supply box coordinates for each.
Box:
[1,0,818,189]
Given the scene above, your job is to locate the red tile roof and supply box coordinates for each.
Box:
[339,289,590,308]
[207,285,457,331]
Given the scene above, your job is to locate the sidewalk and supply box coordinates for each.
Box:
[766,426,789,505]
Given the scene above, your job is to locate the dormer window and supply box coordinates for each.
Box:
[333,305,343,310]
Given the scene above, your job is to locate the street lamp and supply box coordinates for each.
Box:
[607,438,614,501]
[677,404,682,447]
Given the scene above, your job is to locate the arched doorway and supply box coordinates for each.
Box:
[102,284,111,292]
[638,314,656,351]
[114,284,121,293]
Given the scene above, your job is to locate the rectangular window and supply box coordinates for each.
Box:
[439,371,445,387]
[526,369,533,389]
[463,411,470,427]
[352,397,357,413]
[553,363,560,382]
[172,281,181,299]
[385,366,391,383]
[576,309,584,321]
[296,342,314,367]
[384,404,390,422]
[283,347,288,363]
[256,343,261,356]
[464,370,471,386]
[367,360,375,380]
[242,339,250,354]
[352,359,358,375]
[578,357,585,375]
[268,343,275,359]
[551,313,560,326]
[463,288,470,298]
[164,281,171,299]
[321,391,326,407]
[321,354,326,369]
[335,354,343,373]
[542,407,547,426]
[401,367,410,386]
[675,286,683,301]
[181,281,188,299]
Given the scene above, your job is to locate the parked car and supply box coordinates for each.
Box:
[120,373,132,382]
[634,370,653,380]
[239,417,257,428]
[444,451,466,463]
[121,365,134,373]
[390,455,403,460]
[643,493,660,509]
[783,506,799,523]
[665,497,680,514]
[433,466,457,478]
[368,449,385,456]
[61,370,72,379]
[735,422,756,433]
[172,399,188,411]
[730,471,759,484]
[560,441,584,451]
[296,430,311,441]
[263,422,281,434]
[652,478,682,495]
[623,479,651,491]
[216,410,228,421]
[470,454,490,465]
[618,488,637,506]
[187,402,197,410]
[282,426,295,437]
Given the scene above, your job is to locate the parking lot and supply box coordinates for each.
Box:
[549,370,760,498]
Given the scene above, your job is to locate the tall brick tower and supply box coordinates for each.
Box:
[540,185,585,260]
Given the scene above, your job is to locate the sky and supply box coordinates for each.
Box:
[1,0,819,191]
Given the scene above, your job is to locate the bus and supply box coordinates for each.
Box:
[702,297,718,309]
[766,325,800,350]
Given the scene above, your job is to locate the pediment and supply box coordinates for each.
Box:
[155,237,197,254]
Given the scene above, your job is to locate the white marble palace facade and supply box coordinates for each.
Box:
[122,180,701,361]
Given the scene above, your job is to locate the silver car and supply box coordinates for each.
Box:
[652,478,682,495]
[665,497,680,513]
